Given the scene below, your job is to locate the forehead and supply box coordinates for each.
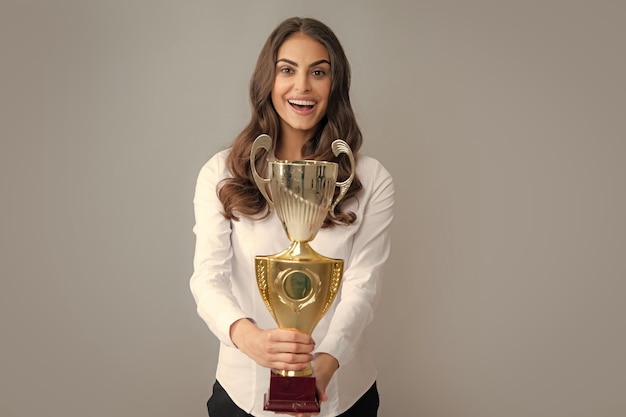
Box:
[277,33,330,62]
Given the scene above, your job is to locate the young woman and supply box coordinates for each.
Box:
[190,17,394,417]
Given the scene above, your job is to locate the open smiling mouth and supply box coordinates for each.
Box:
[288,99,316,110]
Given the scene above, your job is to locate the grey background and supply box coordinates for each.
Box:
[1,1,625,416]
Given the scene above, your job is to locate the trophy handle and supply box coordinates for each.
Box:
[250,134,274,206]
[330,139,355,210]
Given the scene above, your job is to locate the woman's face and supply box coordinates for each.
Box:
[271,33,331,142]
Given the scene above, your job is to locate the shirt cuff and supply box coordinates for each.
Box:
[315,332,356,367]
[198,302,248,348]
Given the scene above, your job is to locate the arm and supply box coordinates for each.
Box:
[189,153,247,346]
[316,160,395,367]
[189,153,314,370]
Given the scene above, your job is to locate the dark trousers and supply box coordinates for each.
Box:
[207,380,379,417]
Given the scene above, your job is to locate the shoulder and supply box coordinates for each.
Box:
[356,154,393,187]
[198,148,232,180]
[206,148,231,168]
[352,154,394,209]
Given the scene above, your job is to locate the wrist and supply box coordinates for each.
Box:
[229,318,257,350]
[314,352,339,375]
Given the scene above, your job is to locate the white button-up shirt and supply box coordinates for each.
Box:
[190,149,394,416]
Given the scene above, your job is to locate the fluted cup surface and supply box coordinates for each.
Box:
[269,160,337,242]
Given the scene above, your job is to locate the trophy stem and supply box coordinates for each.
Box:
[277,241,320,261]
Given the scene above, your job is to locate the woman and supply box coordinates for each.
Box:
[190,17,394,417]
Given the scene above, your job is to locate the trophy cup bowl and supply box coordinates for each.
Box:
[250,134,355,413]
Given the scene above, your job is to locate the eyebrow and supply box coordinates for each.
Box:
[276,58,331,67]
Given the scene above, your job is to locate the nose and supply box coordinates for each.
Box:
[294,72,311,92]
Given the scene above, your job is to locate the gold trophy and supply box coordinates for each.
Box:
[250,134,355,413]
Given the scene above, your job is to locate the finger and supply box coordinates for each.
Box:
[267,355,313,371]
[271,329,315,344]
[314,377,329,403]
[317,389,328,402]
[266,341,315,355]
[264,332,315,356]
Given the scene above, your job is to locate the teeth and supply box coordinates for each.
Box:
[289,99,315,106]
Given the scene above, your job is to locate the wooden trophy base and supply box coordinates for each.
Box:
[263,371,320,413]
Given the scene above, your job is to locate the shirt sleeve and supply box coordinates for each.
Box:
[189,152,247,347]
[315,159,395,366]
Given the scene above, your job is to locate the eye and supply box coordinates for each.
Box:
[312,69,326,77]
[279,66,293,74]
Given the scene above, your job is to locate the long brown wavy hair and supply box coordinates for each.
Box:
[218,17,363,227]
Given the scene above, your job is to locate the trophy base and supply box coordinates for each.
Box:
[263,371,320,413]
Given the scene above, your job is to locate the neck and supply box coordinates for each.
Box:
[275,135,308,161]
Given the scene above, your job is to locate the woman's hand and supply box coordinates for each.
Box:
[230,318,315,371]
[290,353,340,417]
[312,352,339,402]
[231,320,339,417]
